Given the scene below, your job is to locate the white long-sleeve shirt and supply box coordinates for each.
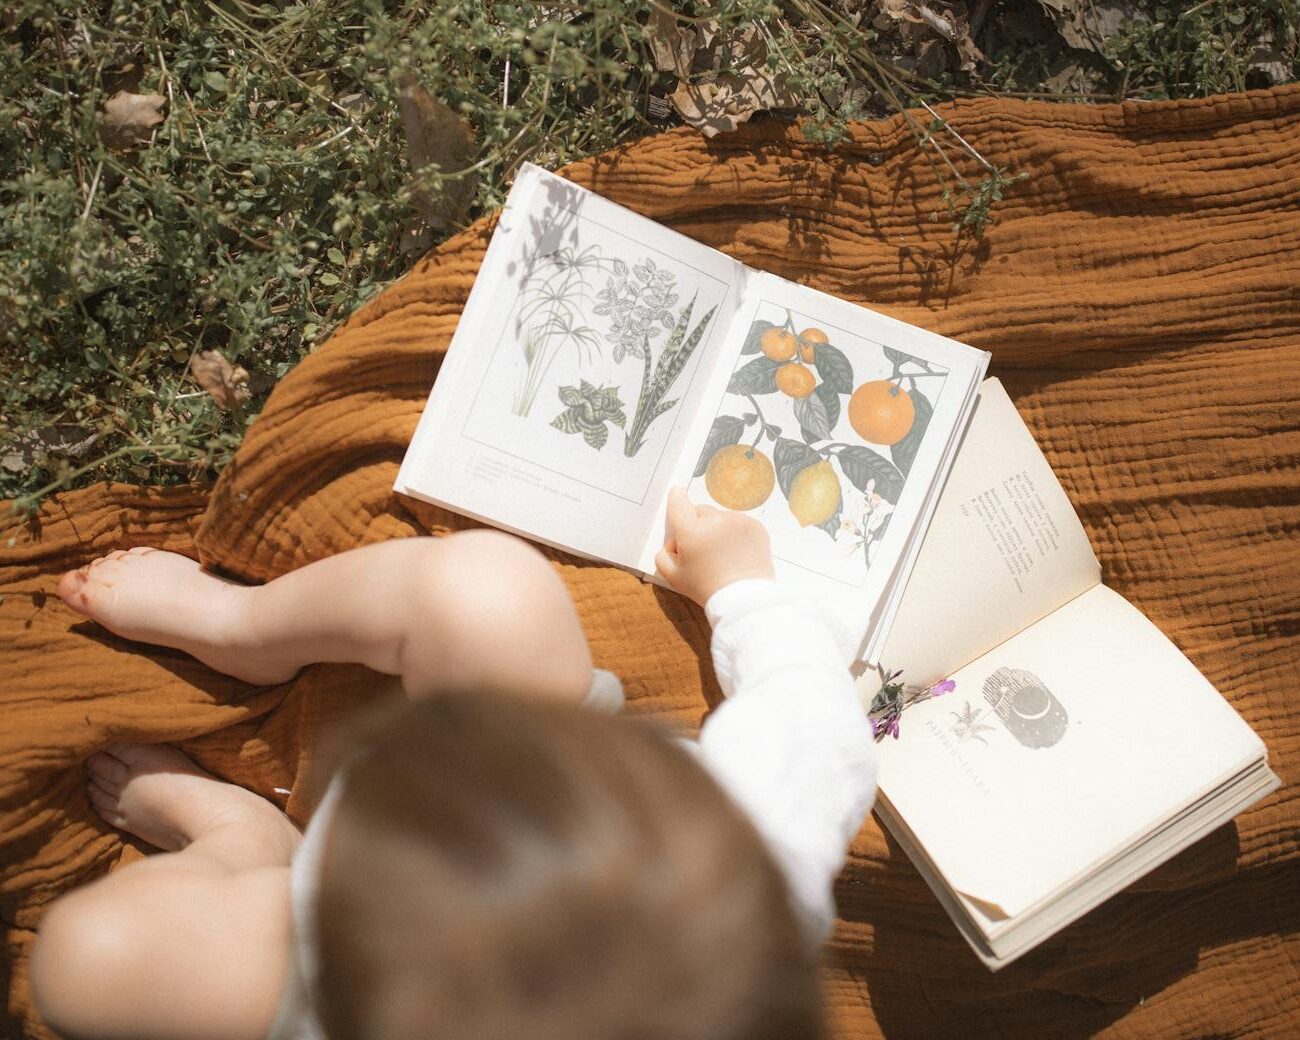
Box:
[692,579,878,944]
[274,579,877,1038]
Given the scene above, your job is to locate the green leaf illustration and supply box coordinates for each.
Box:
[882,345,910,367]
[773,436,822,497]
[551,382,626,452]
[890,389,933,477]
[651,296,696,388]
[552,411,581,435]
[837,445,905,502]
[794,392,833,442]
[623,294,718,458]
[740,318,777,356]
[728,356,781,396]
[812,341,854,394]
[814,381,841,430]
[648,300,715,406]
[694,414,746,477]
[816,509,842,538]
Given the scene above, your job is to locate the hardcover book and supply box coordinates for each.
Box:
[395,162,990,664]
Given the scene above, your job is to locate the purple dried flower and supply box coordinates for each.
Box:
[868,671,955,743]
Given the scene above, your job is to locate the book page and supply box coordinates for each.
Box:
[645,272,988,650]
[876,584,1268,921]
[394,163,745,568]
[877,378,1101,686]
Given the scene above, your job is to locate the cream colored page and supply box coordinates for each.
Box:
[877,584,1266,920]
[394,163,743,568]
[878,378,1100,686]
[643,272,988,651]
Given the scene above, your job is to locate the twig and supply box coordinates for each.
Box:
[183,88,213,162]
[307,125,355,153]
[203,0,376,147]
[79,160,103,222]
[915,97,996,172]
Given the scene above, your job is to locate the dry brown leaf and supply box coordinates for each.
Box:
[645,8,697,78]
[192,350,251,410]
[878,2,983,72]
[97,90,166,151]
[397,73,477,233]
[656,21,798,138]
[671,71,794,137]
[1034,0,1138,53]
[877,0,925,25]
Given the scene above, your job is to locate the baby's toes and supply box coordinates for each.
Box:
[103,741,200,778]
[57,569,89,608]
[86,781,125,828]
[87,751,128,791]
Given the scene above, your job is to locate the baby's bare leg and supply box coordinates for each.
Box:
[31,745,299,1040]
[59,531,593,700]
[241,530,593,700]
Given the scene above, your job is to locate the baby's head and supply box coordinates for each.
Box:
[311,692,824,1040]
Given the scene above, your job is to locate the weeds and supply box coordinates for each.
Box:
[2,1,1296,517]
[1107,2,1299,99]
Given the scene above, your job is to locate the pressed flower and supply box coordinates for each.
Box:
[867,668,957,743]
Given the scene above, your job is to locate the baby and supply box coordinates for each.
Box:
[30,488,876,1040]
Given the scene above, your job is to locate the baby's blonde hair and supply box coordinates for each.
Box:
[314,691,824,1040]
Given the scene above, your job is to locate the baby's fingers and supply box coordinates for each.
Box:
[664,487,696,544]
[655,547,682,588]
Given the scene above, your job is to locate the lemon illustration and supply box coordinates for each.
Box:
[788,461,841,527]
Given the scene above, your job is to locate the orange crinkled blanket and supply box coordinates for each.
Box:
[3,86,1299,1039]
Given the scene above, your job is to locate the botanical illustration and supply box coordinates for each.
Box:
[510,239,716,459]
[693,308,945,570]
[949,700,998,746]
[947,667,1068,749]
[593,257,717,457]
[511,244,604,418]
[550,381,626,450]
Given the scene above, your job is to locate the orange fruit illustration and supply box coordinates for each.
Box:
[788,461,841,526]
[797,327,828,363]
[775,363,816,399]
[760,327,798,362]
[848,380,915,445]
[705,444,775,511]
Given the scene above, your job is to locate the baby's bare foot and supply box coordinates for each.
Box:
[86,743,299,856]
[58,548,296,684]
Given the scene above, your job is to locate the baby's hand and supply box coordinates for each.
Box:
[655,487,775,606]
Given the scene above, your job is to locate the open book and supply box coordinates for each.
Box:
[395,162,989,662]
[868,378,1281,968]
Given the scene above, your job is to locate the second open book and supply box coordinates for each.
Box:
[395,162,989,663]
[871,378,1280,968]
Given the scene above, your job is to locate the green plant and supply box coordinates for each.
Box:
[512,245,605,417]
[1107,2,1299,100]
[624,292,718,456]
[1,0,666,517]
[19,2,1273,517]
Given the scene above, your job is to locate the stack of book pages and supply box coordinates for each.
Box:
[870,378,1280,968]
